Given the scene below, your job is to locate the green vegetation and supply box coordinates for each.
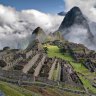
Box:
[45,44,96,94]
[70,62,90,75]
[52,63,61,81]
[0,79,84,96]
[0,44,96,95]
[0,82,24,96]
[45,45,73,61]
[24,85,82,96]
[0,81,40,96]
[79,76,96,94]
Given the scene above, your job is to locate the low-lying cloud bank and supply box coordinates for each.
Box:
[0,4,63,49]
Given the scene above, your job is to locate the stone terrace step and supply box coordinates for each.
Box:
[22,54,40,73]
[48,59,57,80]
[34,55,46,77]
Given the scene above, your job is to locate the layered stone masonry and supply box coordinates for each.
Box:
[0,46,84,89]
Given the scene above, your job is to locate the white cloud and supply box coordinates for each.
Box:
[21,9,63,33]
[0,4,63,49]
[1,1,96,50]
[0,5,18,25]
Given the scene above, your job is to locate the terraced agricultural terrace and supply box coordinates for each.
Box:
[0,39,96,96]
[46,40,96,94]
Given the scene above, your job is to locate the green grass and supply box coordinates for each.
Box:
[70,62,90,75]
[0,81,24,96]
[69,60,96,93]
[24,85,83,96]
[52,69,57,81]
[80,76,96,94]
[0,81,41,96]
[46,45,73,61]
[45,45,96,94]
[46,45,90,74]
[52,63,61,81]
[52,69,59,81]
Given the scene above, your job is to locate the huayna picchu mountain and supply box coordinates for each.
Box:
[59,7,91,29]
[58,6,95,49]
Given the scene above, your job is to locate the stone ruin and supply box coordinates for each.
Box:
[52,40,96,72]
[84,59,96,72]
[0,45,83,89]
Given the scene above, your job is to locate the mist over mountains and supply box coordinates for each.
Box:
[58,6,96,50]
[0,4,63,49]
[0,0,96,50]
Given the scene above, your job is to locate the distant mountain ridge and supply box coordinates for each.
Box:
[58,11,66,16]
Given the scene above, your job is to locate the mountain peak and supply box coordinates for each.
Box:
[28,27,47,45]
[59,6,86,29]
[32,27,45,35]
[69,6,83,18]
[58,6,94,48]
[71,6,81,12]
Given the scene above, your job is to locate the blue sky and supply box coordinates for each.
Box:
[0,0,64,13]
